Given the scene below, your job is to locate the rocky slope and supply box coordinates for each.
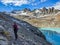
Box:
[12,12,60,28]
[0,13,52,45]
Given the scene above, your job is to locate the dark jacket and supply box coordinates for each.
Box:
[13,23,18,30]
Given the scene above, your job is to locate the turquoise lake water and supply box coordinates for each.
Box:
[38,28,60,33]
[38,28,60,45]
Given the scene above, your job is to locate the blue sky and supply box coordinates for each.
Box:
[0,0,60,12]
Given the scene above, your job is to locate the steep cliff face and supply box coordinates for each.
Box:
[0,13,51,45]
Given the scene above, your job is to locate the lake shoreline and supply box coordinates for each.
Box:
[38,27,60,33]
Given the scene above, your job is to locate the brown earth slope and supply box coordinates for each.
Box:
[12,13,60,28]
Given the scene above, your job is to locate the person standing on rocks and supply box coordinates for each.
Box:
[13,22,18,40]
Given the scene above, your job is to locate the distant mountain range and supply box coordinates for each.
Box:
[10,9,60,28]
[10,7,60,16]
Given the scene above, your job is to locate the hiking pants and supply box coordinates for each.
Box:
[14,29,18,40]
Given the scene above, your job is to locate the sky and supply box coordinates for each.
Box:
[0,0,60,12]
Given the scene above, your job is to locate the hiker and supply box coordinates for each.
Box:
[13,22,18,40]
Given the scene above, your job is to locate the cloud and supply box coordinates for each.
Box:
[0,0,47,6]
[1,0,30,6]
[53,2,60,9]
[40,0,47,2]
[31,0,47,6]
